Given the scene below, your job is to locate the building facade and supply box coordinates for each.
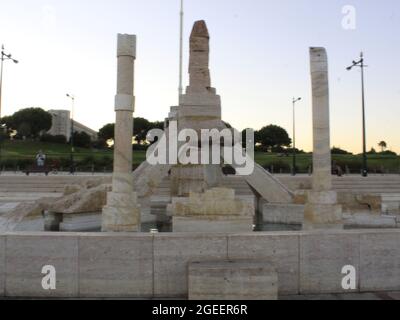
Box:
[48,109,98,141]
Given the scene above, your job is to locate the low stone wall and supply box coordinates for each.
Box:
[0,230,399,298]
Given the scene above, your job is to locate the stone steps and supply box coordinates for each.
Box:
[0,176,110,194]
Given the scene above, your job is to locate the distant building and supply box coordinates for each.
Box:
[47,110,98,141]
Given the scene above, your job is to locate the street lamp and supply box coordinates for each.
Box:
[0,45,18,174]
[347,52,368,177]
[0,45,19,119]
[292,97,302,176]
[66,93,75,174]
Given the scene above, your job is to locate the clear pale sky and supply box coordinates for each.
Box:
[0,0,399,153]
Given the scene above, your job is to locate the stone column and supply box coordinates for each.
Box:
[304,47,342,230]
[102,34,140,232]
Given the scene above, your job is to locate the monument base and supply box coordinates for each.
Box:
[101,191,141,232]
[173,216,254,233]
[169,188,255,233]
[303,190,343,230]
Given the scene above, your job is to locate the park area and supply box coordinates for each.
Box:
[0,140,399,174]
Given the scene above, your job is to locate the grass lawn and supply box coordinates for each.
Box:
[1,140,399,173]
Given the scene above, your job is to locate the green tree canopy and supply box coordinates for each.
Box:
[134,117,152,145]
[98,123,115,141]
[378,141,387,152]
[2,108,52,138]
[331,147,352,155]
[256,125,291,152]
[98,118,165,146]
[73,131,91,148]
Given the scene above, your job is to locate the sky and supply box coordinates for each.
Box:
[0,0,399,153]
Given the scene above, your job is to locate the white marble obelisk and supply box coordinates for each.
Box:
[102,34,140,232]
[304,47,342,230]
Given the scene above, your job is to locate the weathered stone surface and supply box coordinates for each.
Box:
[188,260,278,300]
[188,21,212,92]
[300,232,360,294]
[0,199,55,232]
[79,234,153,297]
[49,184,111,214]
[59,213,101,232]
[102,204,141,232]
[5,233,78,298]
[360,231,400,292]
[153,234,227,298]
[0,235,4,297]
[263,203,304,225]
[228,233,299,295]
[170,188,254,233]
[173,216,254,233]
[304,47,343,230]
[63,184,82,196]
[170,188,254,217]
[344,213,397,229]
[102,33,140,232]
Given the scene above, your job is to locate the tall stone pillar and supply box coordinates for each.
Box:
[171,20,223,197]
[304,47,342,230]
[102,34,140,232]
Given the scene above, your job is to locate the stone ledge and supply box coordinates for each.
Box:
[188,260,278,300]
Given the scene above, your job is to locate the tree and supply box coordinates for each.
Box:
[98,118,165,147]
[5,108,52,138]
[256,125,291,152]
[378,141,387,153]
[73,131,91,148]
[17,123,31,139]
[98,123,115,141]
[332,147,352,155]
[133,117,152,145]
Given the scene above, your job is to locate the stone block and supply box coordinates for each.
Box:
[5,233,79,298]
[300,232,360,294]
[154,234,228,298]
[179,106,221,119]
[263,204,304,225]
[117,34,136,57]
[102,205,141,232]
[360,231,400,292]
[79,234,153,298]
[228,233,299,295]
[59,213,101,232]
[179,93,221,107]
[188,260,278,300]
[173,216,254,233]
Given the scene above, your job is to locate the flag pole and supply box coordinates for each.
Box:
[178,0,184,98]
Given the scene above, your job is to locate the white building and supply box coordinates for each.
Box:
[47,110,98,141]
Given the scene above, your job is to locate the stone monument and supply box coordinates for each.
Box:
[170,20,224,197]
[169,188,254,233]
[304,47,343,230]
[102,34,141,232]
[167,21,254,232]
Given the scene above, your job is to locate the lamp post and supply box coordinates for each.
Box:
[347,52,368,177]
[292,97,302,176]
[0,45,18,173]
[66,94,75,174]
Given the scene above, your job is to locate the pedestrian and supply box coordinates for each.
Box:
[36,150,46,167]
